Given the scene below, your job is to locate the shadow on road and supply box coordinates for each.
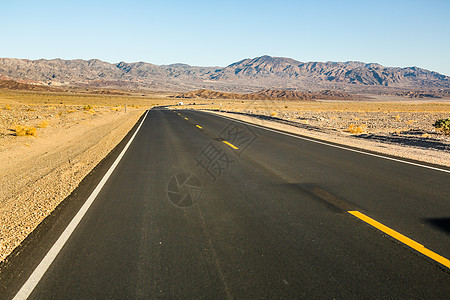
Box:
[424,218,450,236]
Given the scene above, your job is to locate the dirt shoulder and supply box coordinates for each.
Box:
[205,110,450,168]
[0,103,146,262]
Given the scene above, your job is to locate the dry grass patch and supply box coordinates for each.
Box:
[0,89,175,109]
[38,120,50,128]
[15,125,37,136]
[346,124,366,134]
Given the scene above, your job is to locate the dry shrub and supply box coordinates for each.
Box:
[111,107,120,111]
[15,125,37,137]
[4,105,12,110]
[83,105,94,111]
[347,124,365,134]
[38,120,50,128]
[270,112,277,117]
[433,118,450,135]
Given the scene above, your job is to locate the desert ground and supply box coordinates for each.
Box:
[1,90,449,263]
[0,90,174,262]
[173,96,450,167]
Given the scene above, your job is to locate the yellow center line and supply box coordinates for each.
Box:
[348,211,450,269]
[222,141,239,150]
[196,125,202,129]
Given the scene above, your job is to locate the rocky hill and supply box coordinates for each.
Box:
[0,79,59,92]
[0,56,449,92]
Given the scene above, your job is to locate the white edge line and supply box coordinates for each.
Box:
[205,111,450,174]
[13,110,149,300]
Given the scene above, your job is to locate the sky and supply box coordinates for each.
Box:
[1,0,450,75]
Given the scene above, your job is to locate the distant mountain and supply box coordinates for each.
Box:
[212,55,449,88]
[0,56,449,92]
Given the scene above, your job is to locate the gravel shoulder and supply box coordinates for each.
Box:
[0,104,146,262]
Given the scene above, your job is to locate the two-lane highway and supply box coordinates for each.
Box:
[1,108,449,299]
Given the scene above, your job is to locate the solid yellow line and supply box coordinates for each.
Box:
[222,141,239,149]
[348,211,450,269]
[196,125,202,129]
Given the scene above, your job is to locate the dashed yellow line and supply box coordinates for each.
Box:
[184,117,188,120]
[348,211,450,269]
[196,125,202,129]
[222,141,239,150]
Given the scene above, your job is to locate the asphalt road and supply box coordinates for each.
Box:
[1,108,449,299]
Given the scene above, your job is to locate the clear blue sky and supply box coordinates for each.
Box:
[1,0,449,75]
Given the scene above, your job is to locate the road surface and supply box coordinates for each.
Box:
[1,108,449,299]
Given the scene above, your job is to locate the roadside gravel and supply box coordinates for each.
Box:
[0,105,146,262]
[207,110,450,168]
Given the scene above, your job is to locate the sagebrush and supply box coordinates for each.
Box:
[15,125,37,136]
[433,118,450,134]
[347,124,365,134]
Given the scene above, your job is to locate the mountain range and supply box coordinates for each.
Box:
[0,55,449,92]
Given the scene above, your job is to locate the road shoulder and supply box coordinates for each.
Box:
[206,110,450,168]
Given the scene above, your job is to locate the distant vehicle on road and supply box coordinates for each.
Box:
[178,102,184,106]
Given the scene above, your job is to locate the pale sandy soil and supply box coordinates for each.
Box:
[0,101,147,262]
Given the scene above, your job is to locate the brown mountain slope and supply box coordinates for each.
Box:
[0,79,59,91]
